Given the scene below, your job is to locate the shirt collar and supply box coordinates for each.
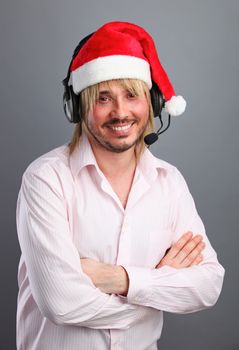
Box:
[69,133,98,177]
[69,133,168,179]
[137,147,168,183]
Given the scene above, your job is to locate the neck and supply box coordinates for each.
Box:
[88,138,137,178]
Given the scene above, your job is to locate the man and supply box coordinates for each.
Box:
[16,22,224,350]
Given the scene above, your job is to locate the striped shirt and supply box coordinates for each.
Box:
[16,134,224,350]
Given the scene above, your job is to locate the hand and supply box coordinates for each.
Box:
[156,231,205,269]
[80,258,129,295]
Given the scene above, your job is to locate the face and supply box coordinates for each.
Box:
[85,81,150,153]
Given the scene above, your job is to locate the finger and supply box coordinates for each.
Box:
[190,254,204,266]
[165,232,193,260]
[179,241,205,268]
[175,235,203,263]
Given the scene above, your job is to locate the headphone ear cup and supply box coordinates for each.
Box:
[63,86,81,123]
[70,86,81,123]
[63,87,74,122]
[150,82,164,118]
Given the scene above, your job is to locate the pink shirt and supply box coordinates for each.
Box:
[16,134,224,350]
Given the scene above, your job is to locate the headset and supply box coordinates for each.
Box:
[62,33,170,145]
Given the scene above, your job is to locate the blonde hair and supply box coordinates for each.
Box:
[68,78,155,157]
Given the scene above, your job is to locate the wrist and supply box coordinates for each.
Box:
[115,265,129,296]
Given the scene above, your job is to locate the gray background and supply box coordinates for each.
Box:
[0,0,238,349]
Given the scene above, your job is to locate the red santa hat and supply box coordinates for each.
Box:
[70,21,186,116]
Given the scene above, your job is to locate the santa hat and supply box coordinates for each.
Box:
[70,21,186,116]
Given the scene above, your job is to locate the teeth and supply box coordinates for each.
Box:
[111,124,132,131]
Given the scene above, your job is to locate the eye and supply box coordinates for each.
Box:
[97,94,112,104]
[127,91,138,99]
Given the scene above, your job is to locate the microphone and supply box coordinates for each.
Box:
[144,114,171,146]
[144,132,159,145]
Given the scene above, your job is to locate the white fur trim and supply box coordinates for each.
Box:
[164,95,186,116]
[71,55,152,94]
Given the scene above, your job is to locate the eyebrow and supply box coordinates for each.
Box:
[99,90,112,95]
[98,89,135,96]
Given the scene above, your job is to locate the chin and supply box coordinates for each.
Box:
[103,138,138,153]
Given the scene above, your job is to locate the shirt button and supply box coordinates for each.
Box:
[122,221,129,230]
[111,339,120,347]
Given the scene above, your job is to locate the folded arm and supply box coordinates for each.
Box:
[82,170,225,314]
[17,167,151,329]
[80,231,205,296]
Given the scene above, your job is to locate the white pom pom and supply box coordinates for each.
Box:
[164,95,186,116]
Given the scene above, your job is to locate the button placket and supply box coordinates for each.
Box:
[110,329,123,350]
[116,215,131,265]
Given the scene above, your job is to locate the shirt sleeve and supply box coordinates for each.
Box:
[123,168,225,313]
[16,165,150,329]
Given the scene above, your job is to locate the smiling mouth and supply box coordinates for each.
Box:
[106,122,135,131]
[110,124,133,131]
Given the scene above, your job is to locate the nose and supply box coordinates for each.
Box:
[110,97,128,119]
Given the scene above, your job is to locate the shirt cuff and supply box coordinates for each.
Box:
[122,265,154,305]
